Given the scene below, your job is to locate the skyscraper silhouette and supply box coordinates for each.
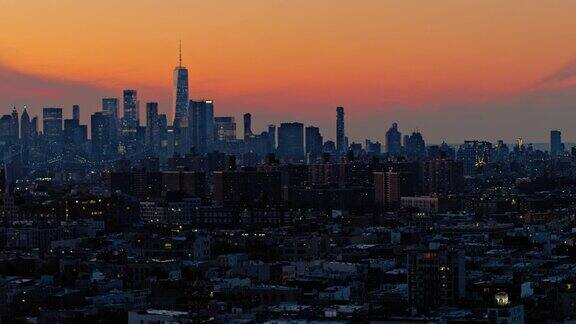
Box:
[278,122,304,162]
[386,123,402,157]
[550,130,563,158]
[244,113,252,140]
[42,107,63,144]
[20,107,30,145]
[10,107,19,140]
[336,107,345,154]
[146,102,160,154]
[173,41,189,123]
[189,100,214,154]
[123,90,139,127]
[72,105,80,121]
[305,126,323,161]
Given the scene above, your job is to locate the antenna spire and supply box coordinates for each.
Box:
[179,40,182,68]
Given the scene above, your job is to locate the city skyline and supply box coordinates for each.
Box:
[3,1,576,143]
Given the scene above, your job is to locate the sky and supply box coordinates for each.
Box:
[1,0,576,144]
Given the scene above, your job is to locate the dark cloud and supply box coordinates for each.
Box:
[0,64,112,119]
[540,57,576,84]
[0,65,170,126]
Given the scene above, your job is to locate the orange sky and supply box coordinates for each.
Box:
[1,0,576,142]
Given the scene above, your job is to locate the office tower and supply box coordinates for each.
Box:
[10,108,18,141]
[122,90,139,152]
[386,123,402,157]
[305,126,323,161]
[277,122,304,162]
[20,107,31,145]
[173,42,189,123]
[123,90,139,126]
[457,140,492,176]
[243,113,252,140]
[42,107,63,144]
[64,118,87,147]
[0,115,15,145]
[422,158,464,194]
[336,106,345,154]
[214,117,237,141]
[157,114,168,160]
[145,102,160,154]
[189,99,215,154]
[405,131,426,160]
[102,98,119,148]
[268,124,276,151]
[91,112,114,161]
[102,98,119,120]
[407,248,465,312]
[63,112,87,162]
[31,117,38,137]
[550,130,563,158]
[72,105,80,121]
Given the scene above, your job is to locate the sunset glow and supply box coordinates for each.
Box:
[2,0,576,142]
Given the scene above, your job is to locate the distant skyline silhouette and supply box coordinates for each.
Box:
[2,1,576,143]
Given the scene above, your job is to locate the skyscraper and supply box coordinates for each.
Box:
[64,117,87,147]
[386,123,402,157]
[277,122,304,162]
[91,112,114,161]
[121,90,139,153]
[173,42,189,123]
[405,131,426,160]
[102,98,120,152]
[123,90,139,126]
[102,98,119,121]
[268,124,276,151]
[72,105,80,121]
[10,108,19,141]
[145,102,160,155]
[243,113,252,140]
[550,130,563,158]
[20,107,30,145]
[305,126,323,161]
[189,99,215,154]
[0,115,16,145]
[336,107,345,154]
[31,117,38,137]
[42,107,63,144]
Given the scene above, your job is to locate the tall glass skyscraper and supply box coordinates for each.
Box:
[42,107,63,142]
[102,98,119,121]
[278,122,304,162]
[121,90,139,154]
[189,99,214,154]
[173,43,189,123]
[386,122,402,157]
[72,105,80,121]
[123,90,139,127]
[336,106,345,154]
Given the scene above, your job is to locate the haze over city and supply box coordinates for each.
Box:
[2,0,576,143]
